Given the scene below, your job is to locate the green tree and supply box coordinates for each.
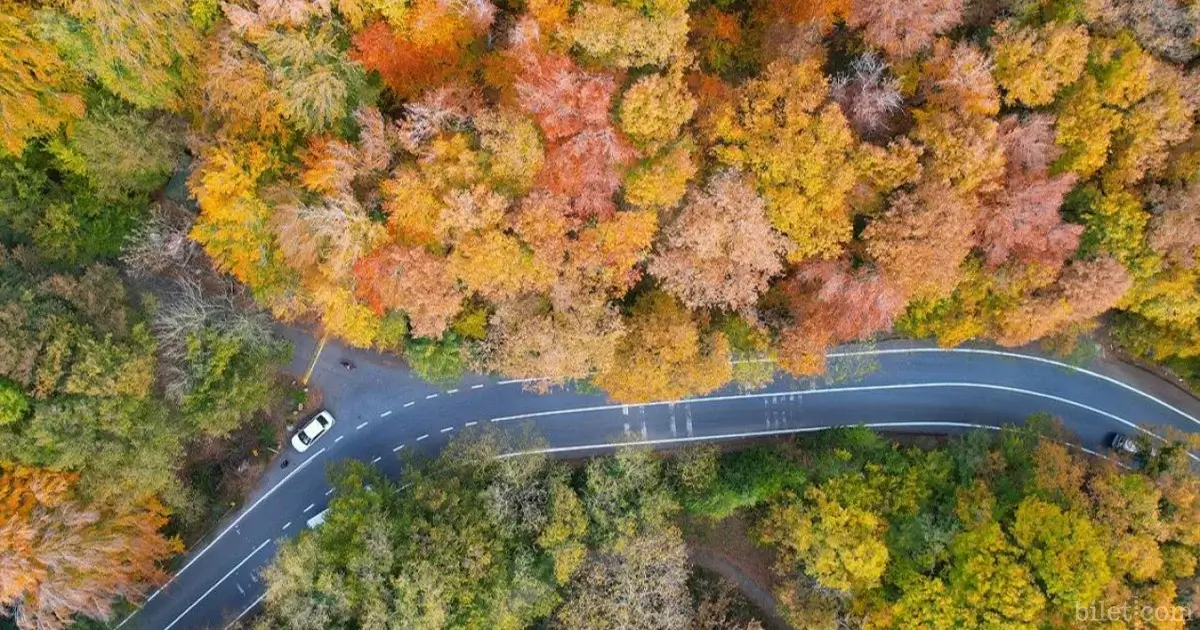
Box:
[583,445,678,544]
[40,0,201,111]
[0,379,29,425]
[946,522,1045,629]
[258,433,576,629]
[47,94,184,200]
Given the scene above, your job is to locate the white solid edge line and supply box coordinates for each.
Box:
[224,593,266,630]
[830,347,1200,427]
[498,377,548,384]
[499,422,1001,457]
[488,382,1198,461]
[509,346,1200,427]
[163,539,272,630]
[498,422,1128,469]
[115,447,327,627]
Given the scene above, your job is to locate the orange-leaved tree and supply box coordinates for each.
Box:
[0,3,84,155]
[352,0,496,100]
[0,464,181,630]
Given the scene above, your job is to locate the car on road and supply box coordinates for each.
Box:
[1111,433,1139,455]
[292,410,335,452]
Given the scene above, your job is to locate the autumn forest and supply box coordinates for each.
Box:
[168,0,1200,399]
[5,0,1200,396]
[3,0,1200,626]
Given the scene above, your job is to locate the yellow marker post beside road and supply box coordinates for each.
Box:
[302,333,328,385]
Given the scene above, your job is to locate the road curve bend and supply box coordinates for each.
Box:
[118,338,1200,630]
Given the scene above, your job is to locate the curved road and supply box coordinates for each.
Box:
[117,332,1200,630]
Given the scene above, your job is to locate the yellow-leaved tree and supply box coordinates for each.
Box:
[0,3,84,155]
[593,291,731,402]
[708,58,859,261]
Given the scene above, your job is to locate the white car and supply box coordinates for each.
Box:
[1111,433,1159,459]
[292,410,335,452]
[1111,433,1142,455]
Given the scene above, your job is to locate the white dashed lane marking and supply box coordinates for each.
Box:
[426,394,438,399]
[403,401,415,408]
[446,389,458,394]
[325,488,334,496]
[471,384,485,389]
[282,522,292,530]
[303,503,314,513]
[356,422,368,430]
[465,421,477,427]
[416,434,429,441]
[380,410,392,418]
[371,456,382,463]
[161,539,272,630]
[440,427,453,433]
[334,435,344,443]
[393,445,405,452]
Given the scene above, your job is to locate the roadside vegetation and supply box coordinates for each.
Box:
[243,420,1200,629]
[3,0,1200,627]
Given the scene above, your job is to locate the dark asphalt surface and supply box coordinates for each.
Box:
[116,330,1200,630]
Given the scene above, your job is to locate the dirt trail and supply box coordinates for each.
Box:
[689,548,792,630]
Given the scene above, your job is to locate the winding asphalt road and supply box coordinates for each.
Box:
[115,330,1200,630]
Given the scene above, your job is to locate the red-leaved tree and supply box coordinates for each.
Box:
[977,115,1083,276]
[511,21,635,220]
[776,260,905,375]
[848,0,964,58]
